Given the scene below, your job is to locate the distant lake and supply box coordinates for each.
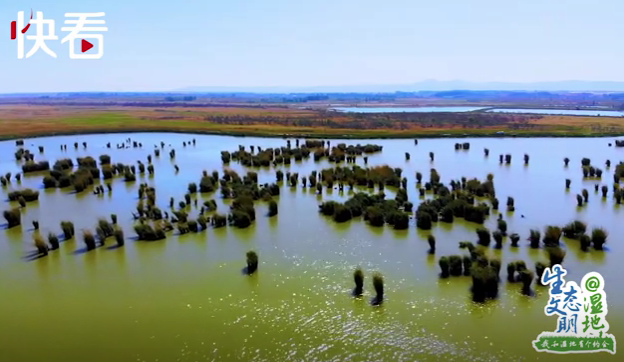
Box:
[333,106,624,117]
[333,106,486,113]
[488,108,624,117]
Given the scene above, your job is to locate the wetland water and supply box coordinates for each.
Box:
[1,133,623,362]
[334,106,624,117]
[487,109,624,117]
[332,106,486,113]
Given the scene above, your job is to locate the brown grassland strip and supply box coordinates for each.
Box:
[1,105,624,140]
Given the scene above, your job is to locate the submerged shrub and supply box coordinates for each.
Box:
[197,215,208,230]
[187,220,199,232]
[562,220,586,239]
[268,200,278,216]
[42,176,57,188]
[449,255,463,276]
[591,228,607,250]
[462,255,472,276]
[177,222,190,234]
[470,263,499,303]
[439,256,450,278]
[427,235,436,254]
[33,234,49,255]
[246,251,259,275]
[83,230,97,251]
[416,212,432,230]
[535,261,547,286]
[47,232,59,250]
[371,272,384,306]
[392,212,409,230]
[124,171,136,182]
[7,189,40,202]
[529,229,541,248]
[134,222,167,241]
[543,226,562,246]
[490,259,501,280]
[3,208,21,228]
[580,234,591,252]
[96,219,115,242]
[520,269,534,295]
[546,246,566,267]
[510,233,520,247]
[99,154,111,165]
[493,231,503,249]
[203,199,218,212]
[364,206,385,227]
[459,241,477,259]
[497,219,507,235]
[332,204,353,223]
[113,227,124,246]
[22,161,50,173]
[440,206,453,223]
[319,201,339,216]
[229,210,251,228]
[353,267,364,296]
[582,189,589,203]
[60,221,75,240]
[476,227,491,247]
[507,262,518,283]
[212,214,227,228]
[491,197,499,210]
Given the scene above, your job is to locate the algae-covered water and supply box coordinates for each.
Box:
[0,133,622,362]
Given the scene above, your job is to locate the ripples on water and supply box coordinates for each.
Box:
[131,258,524,362]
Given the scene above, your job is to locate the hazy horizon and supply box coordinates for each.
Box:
[1,0,623,93]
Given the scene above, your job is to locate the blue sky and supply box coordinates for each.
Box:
[1,0,623,93]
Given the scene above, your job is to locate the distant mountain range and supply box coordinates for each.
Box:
[177,80,624,93]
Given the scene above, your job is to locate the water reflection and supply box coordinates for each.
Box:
[390,228,408,240]
[589,250,606,263]
[112,247,126,271]
[83,250,97,279]
[425,253,436,268]
[34,256,50,282]
[437,222,453,232]
[365,224,384,237]
[213,226,228,240]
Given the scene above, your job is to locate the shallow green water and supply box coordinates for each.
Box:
[1,133,622,362]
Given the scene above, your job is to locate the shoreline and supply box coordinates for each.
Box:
[1,127,624,141]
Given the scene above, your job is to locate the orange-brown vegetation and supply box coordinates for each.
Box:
[0,104,621,139]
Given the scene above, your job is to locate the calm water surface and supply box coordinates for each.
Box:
[333,107,486,113]
[1,133,623,362]
[488,108,624,117]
